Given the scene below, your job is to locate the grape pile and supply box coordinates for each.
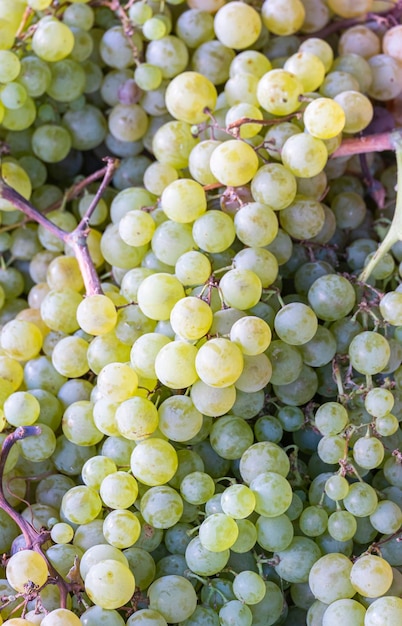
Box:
[1,0,402,624]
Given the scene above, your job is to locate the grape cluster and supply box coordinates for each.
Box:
[1,0,402,625]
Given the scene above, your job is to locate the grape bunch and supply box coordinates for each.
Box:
[1,0,402,625]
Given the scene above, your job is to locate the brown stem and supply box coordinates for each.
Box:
[332,128,402,158]
[76,157,118,231]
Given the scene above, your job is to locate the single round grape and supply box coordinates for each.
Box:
[274,302,318,346]
[350,554,393,597]
[99,471,138,509]
[199,513,239,551]
[321,598,366,626]
[324,474,350,501]
[257,69,303,116]
[209,140,259,187]
[308,274,356,322]
[130,438,178,486]
[274,536,322,584]
[165,71,217,124]
[32,17,74,62]
[352,435,384,470]
[327,510,357,542]
[137,273,185,321]
[279,197,326,239]
[343,482,378,517]
[61,485,102,525]
[281,134,328,178]
[261,0,305,35]
[308,553,355,603]
[364,596,402,625]
[158,395,203,443]
[283,50,326,91]
[6,549,49,592]
[234,202,278,247]
[256,514,294,552]
[190,380,236,417]
[185,536,230,576]
[349,331,391,375]
[148,575,197,623]
[85,559,135,610]
[250,471,293,517]
[303,97,346,139]
[214,1,261,49]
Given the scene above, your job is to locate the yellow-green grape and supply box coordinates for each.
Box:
[158,395,203,442]
[40,289,82,334]
[165,71,217,124]
[0,50,20,82]
[108,103,149,142]
[175,250,212,286]
[235,353,272,393]
[251,162,297,211]
[170,296,213,341]
[283,51,326,91]
[51,336,89,378]
[195,337,244,388]
[234,201,278,248]
[62,400,103,447]
[328,0,376,18]
[221,484,256,519]
[97,362,138,403]
[115,396,159,441]
[279,197,326,240]
[148,575,197,623]
[0,160,32,211]
[137,273,185,321]
[383,24,402,62]
[32,17,75,62]
[349,331,391,375]
[85,559,135,610]
[192,210,236,252]
[98,471,138,510]
[50,522,74,544]
[257,69,303,116]
[0,81,26,111]
[6,549,49,592]
[118,210,155,247]
[303,98,346,139]
[152,120,199,169]
[213,2,261,49]
[281,134,328,178]
[199,513,239,551]
[103,509,141,549]
[219,268,262,310]
[299,37,334,71]
[3,391,40,426]
[362,596,402,626]
[76,294,117,336]
[46,256,84,292]
[229,316,272,356]
[350,554,393,597]
[190,380,236,417]
[209,139,259,186]
[224,72,259,106]
[39,608,82,626]
[161,178,207,223]
[0,319,43,360]
[225,103,263,139]
[61,485,102,525]
[130,438,178,486]
[261,0,305,35]
[1,96,36,130]
[143,16,167,41]
[154,340,198,389]
[334,90,374,133]
[143,161,178,196]
[130,332,171,379]
[229,50,272,78]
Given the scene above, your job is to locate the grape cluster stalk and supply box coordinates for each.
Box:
[1,1,402,625]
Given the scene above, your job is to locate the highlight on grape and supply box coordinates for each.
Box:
[0,0,402,624]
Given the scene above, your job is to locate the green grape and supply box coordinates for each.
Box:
[80,544,129,581]
[348,331,391,375]
[175,250,212,286]
[3,391,40,427]
[232,571,266,606]
[137,273,185,321]
[51,336,89,378]
[333,90,374,133]
[170,296,212,341]
[274,302,318,346]
[308,552,355,603]
[214,2,261,49]
[283,51,326,91]
[148,575,197,623]
[281,134,328,178]
[195,337,243,388]
[145,35,189,79]
[179,471,214,505]
[127,609,168,626]
[154,340,198,389]
[225,103,263,139]
[240,441,290,484]
[315,402,349,436]
[19,422,56,462]
[143,16,167,40]
[80,606,126,626]
[115,395,159,441]
[99,471,138,509]
[261,0,305,35]
[199,513,239,551]
[96,362,138,403]
[209,140,259,187]
[367,53,402,101]
[85,559,135,610]
[370,499,402,535]
[158,395,203,443]
[0,50,20,82]
[210,414,254,460]
[175,8,214,48]
[257,69,303,115]
[75,294,117,336]
[327,510,357,541]
[61,485,102,525]
[130,438,178,486]
[1,319,43,360]
[256,513,294,552]
[321,598,366,626]
[298,326,337,367]
[229,316,271,356]
[62,400,103,447]
[343,482,378,517]
[233,202,278,247]
[152,120,199,169]
[364,596,402,625]
[224,72,259,107]
[279,197,326,239]
[103,509,141,549]
[266,340,303,386]
[220,484,255,519]
[219,268,262,310]
[352,435,384,470]
[380,291,402,326]
[230,50,271,78]
[32,17,75,62]
[192,40,234,85]
[350,554,393,597]
[299,505,328,537]
[235,353,272,393]
[219,600,252,626]
[6,549,49,592]
[0,81,27,109]
[190,380,236,417]
[49,522,74,545]
[165,71,217,125]
[324,474,350,501]
[274,536,321,584]
[250,162,297,211]
[233,246,278,288]
[330,191,367,230]
[82,455,117,490]
[250,471,292,517]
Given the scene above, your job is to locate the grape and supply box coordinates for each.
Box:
[127,609,168,626]
[140,485,183,529]
[154,340,198,389]
[349,331,391,375]
[274,536,322,584]
[199,513,239,551]
[256,513,294,552]
[85,559,135,610]
[321,599,366,626]
[274,302,318,346]
[137,273,185,321]
[165,71,217,124]
[219,600,252,626]
[158,395,203,442]
[284,51,325,92]
[190,380,236,417]
[364,596,402,626]
[234,202,278,247]
[257,69,303,116]
[350,554,393,597]
[80,606,126,626]
[6,549,49,592]
[209,140,259,187]
[250,471,293,517]
[99,471,138,509]
[334,90,374,133]
[309,553,355,603]
[130,438,178,486]
[32,17,75,62]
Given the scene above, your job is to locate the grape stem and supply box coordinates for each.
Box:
[0,157,119,296]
